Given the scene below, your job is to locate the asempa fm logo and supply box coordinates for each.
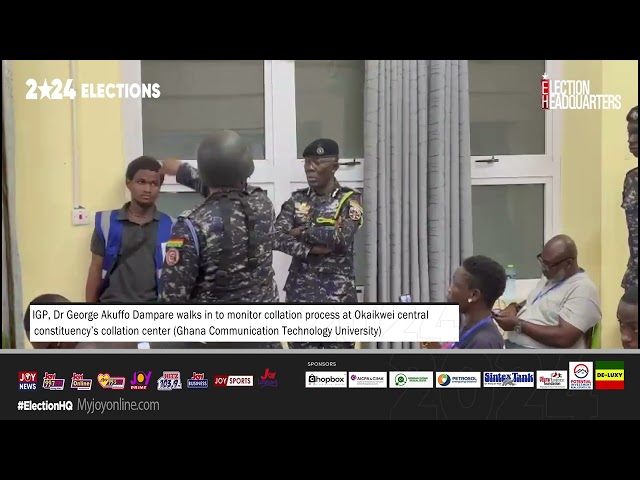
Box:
[541,73,622,111]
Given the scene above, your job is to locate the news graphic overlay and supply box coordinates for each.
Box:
[28,302,460,345]
[4,352,638,420]
[25,79,161,100]
[540,72,622,110]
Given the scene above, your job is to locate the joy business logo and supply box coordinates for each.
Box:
[569,362,593,390]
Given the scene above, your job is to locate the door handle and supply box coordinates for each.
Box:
[338,159,362,166]
[474,156,500,164]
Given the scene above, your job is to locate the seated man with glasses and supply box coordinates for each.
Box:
[494,234,601,349]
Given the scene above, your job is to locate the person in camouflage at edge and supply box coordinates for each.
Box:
[273,139,364,350]
[158,130,281,349]
[160,158,279,303]
[622,105,638,291]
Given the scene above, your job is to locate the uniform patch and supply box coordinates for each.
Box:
[166,238,185,249]
[349,201,363,221]
[294,202,311,217]
[165,248,180,266]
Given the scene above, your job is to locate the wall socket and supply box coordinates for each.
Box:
[72,207,90,226]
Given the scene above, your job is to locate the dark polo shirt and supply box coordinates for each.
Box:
[90,203,161,303]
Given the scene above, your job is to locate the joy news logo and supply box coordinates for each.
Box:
[536,371,568,390]
[305,372,348,388]
[569,362,593,390]
[483,372,535,388]
[389,371,434,389]
[349,372,388,388]
[436,372,481,388]
[25,79,161,100]
[18,372,38,391]
[540,73,622,111]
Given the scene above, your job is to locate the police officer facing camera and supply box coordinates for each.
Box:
[273,138,364,350]
[158,130,281,349]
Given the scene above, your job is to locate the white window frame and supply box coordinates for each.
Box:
[120,60,366,300]
[470,60,563,296]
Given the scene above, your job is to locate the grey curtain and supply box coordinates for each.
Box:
[362,60,473,350]
[2,60,24,349]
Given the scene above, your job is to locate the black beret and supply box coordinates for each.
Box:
[302,138,339,158]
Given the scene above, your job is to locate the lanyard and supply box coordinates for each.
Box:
[531,280,566,305]
[444,316,492,349]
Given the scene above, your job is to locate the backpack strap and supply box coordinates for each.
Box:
[95,209,123,284]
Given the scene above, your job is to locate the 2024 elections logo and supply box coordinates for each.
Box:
[483,372,535,388]
[305,372,347,388]
[436,372,481,388]
[569,362,593,390]
[537,371,568,390]
[389,372,434,389]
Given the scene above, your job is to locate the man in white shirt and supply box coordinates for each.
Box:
[494,235,601,349]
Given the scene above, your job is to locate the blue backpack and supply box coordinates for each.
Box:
[95,209,176,294]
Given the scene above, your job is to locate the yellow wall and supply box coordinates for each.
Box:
[562,60,638,348]
[12,60,124,311]
[10,60,638,349]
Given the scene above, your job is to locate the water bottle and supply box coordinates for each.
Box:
[504,264,517,302]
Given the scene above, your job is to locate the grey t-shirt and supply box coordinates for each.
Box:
[507,270,601,349]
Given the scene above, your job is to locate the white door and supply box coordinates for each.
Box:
[121,60,366,300]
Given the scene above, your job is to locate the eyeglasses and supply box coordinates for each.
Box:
[536,253,574,270]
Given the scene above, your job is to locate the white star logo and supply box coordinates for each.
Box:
[38,80,53,99]
[542,73,549,80]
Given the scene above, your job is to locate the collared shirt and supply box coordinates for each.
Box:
[507,270,601,349]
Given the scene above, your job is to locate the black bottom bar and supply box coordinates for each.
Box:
[3,352,637,420]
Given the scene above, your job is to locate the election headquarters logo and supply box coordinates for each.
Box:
[98,373,126,390]
[158,371,183,391]
[188,372,209,389]
[18,372,38,391]
[130,371,152,390]
[43,372,65,391]
[595,361,624,390]
[70,373,93,391]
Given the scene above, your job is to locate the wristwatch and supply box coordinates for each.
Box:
[514,319,523,334]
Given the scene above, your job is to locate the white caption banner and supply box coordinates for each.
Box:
[29,304,460,343]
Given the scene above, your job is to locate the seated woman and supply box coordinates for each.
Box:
[423,255,506,349]
[24,293,136,349]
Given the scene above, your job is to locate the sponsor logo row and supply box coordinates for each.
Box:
[17,368,278,391]
[307,362,625,390]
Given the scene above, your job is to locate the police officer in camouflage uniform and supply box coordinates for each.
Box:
[158,130,281,349]
[622,105,638,290]
[273,139,364,350]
